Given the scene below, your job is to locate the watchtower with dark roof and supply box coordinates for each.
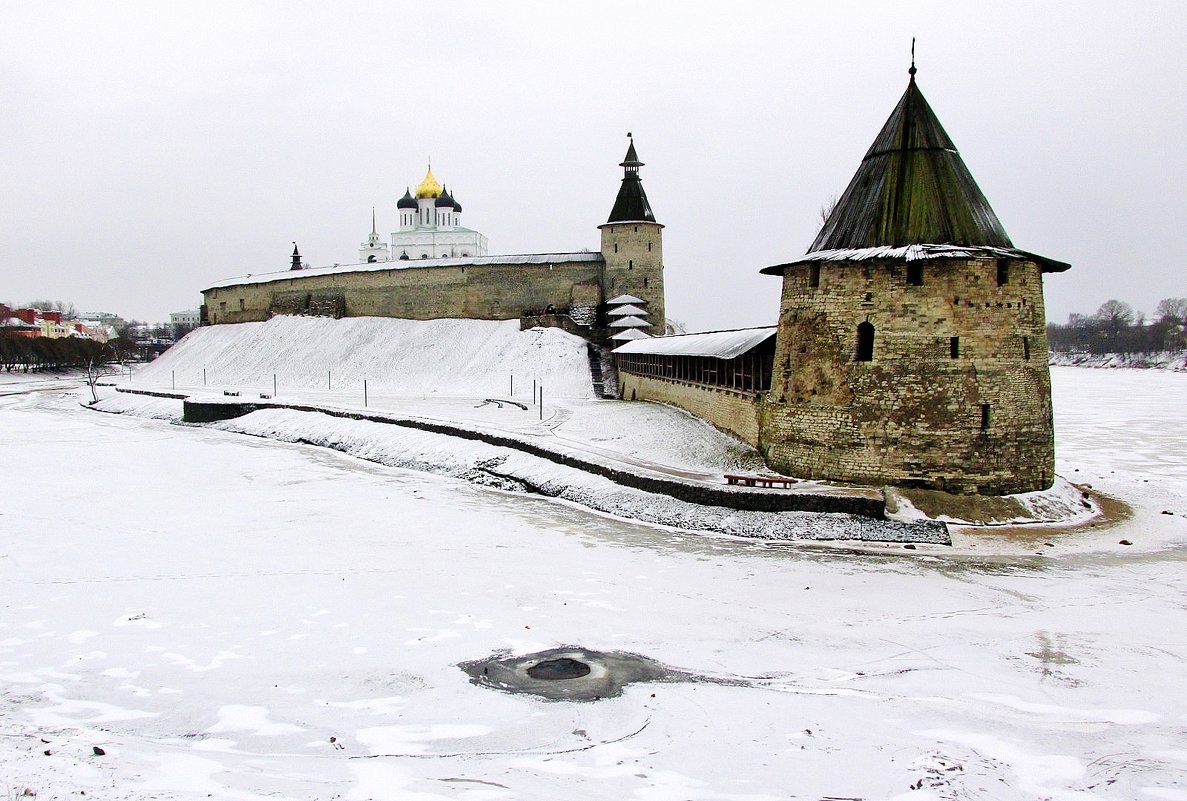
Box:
[599,136,665,333]
[758,63,1068,495]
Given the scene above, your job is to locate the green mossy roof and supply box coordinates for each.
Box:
[811,77,1013,251]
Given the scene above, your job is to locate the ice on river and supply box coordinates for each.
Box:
[0,367,1184,799]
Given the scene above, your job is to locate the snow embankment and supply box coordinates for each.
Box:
[137,316,596,397]
[91,392,948,544]
[1049,349,1187,371]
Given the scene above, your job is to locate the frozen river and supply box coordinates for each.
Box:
[0,367,1184,800]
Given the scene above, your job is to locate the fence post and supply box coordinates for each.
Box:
[364,379,368,408]
[510,373,514,396]
[539,386,543,420]
[171,370,175,390]
[203,367,206,386]
[273,373,277,397]
[533,378,537,405]
[328,370,331,390]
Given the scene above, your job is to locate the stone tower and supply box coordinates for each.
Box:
[599,136,665,333]
[758,65,1069,495]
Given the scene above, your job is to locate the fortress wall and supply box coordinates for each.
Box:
[760,258,1055,494]
[619,373,763,446]
[205,260,605,325]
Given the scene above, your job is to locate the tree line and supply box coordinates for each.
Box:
[1047,298,1187,354]
[0,334,140,372]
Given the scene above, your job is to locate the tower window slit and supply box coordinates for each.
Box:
[809,264,820,288]
[907,263,923,286]
[628,259,633,270]
[980,404,991,430]
[1023,336,1031,360]
[950,336,959,358]
[996,258,1010,286]
[855,321,875,362]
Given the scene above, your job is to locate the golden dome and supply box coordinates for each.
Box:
[414,166,442,199]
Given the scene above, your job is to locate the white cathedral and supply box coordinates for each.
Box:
[358,166,489,263]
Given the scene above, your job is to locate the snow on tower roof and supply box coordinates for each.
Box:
[610,328,652,341]
[609,315,652,328]
[606,294,644,305]
[613,327,777,358]
[760,244,1071,275]
[606,304,648,316]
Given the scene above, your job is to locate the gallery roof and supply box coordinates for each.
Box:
[612,327,777,359]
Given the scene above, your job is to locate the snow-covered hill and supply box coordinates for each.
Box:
[137,316,596,397]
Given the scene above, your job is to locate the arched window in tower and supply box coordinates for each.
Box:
[855,321,875,362]
[907,263,923,286]
[628,259,633,270]
[996,258,1010,286]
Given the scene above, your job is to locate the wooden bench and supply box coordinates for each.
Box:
[724,473,797,488]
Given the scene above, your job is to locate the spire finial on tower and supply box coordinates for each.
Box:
[371,207,377,236]
[909,37,917,81]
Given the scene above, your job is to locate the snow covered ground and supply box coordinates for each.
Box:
[0,365,1185,800]
[139,317,598,399]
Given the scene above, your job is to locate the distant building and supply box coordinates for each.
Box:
[170,309,200,327]
[351,167,489,264]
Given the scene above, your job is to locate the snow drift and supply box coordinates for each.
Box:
[137,316,596,397]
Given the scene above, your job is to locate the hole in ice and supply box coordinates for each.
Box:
[526,657,591,680]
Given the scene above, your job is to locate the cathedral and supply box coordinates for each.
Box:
[358,167,488,263]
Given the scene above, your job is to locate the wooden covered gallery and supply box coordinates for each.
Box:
[612,327,777,444]
[614,327,776,394]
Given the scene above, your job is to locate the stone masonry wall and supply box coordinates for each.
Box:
[760,258,1055,494]
[204,260,606,326]
[600,222,665,333]
[619,372,762,446]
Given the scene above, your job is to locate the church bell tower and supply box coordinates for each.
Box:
[599,135,665,333]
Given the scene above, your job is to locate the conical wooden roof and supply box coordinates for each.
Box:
[606,138,656,224]
[811,76,1012,251]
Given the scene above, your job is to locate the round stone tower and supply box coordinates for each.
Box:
[599,136,665,333]
[758,66,1069,495]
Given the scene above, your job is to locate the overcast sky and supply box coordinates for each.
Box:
[4,1,1184,329]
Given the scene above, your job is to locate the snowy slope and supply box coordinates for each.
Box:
[137,316,596,398]
[1,374,1185,800]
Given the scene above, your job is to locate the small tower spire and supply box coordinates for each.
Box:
[290,242,301,271]
[607,133,654,223]
[909,37,917,82]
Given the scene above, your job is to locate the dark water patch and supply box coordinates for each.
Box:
[460,646,695,701]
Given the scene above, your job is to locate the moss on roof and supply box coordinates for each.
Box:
[811,77,1013,251]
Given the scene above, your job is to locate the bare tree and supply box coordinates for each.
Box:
[1095,299,1135,345]
[818,194,839,227]
[1155,297,1187,325]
